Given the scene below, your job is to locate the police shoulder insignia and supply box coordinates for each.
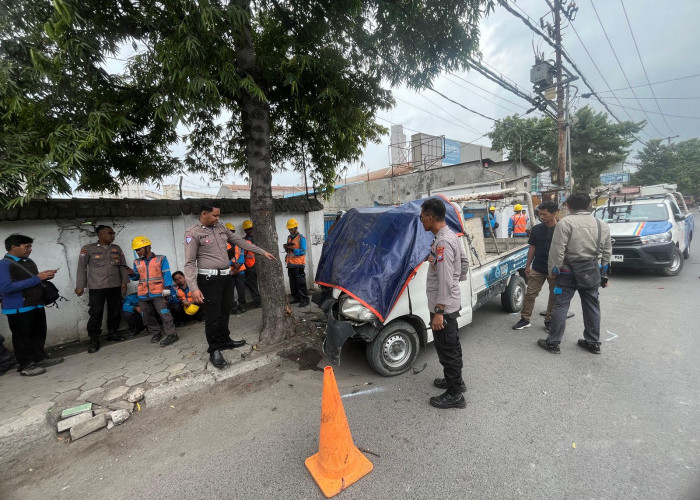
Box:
[436,246,445,262]
[185,235,192,244]
[79,249,88,257]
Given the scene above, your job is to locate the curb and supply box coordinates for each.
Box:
[0,351,283,457]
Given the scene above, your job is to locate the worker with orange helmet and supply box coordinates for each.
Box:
[283,218,309,307]
[128,236,179,347]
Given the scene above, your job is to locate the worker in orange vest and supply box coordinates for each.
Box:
[508,204,529,238]
[283,219,309,307]
[170,270,203,324]
[242,220,261,308]
[128,236,178,347]
[225,223,247,314]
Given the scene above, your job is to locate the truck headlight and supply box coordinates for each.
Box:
[339,295,377,322]
[640,230,672,245]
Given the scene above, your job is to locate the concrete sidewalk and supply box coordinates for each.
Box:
[0,307,321,456]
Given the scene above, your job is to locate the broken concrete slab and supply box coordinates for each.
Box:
[77,387,105,403]
[61,403,93,419]
[57,411,93,433]
[108,401,134,414]
[126,386,145,403]
[107,420,114,430]
[103,386,129,403]
[108,409,129,425]
[70,414,107,440]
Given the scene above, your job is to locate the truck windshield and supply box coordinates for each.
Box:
[594,203,668,222]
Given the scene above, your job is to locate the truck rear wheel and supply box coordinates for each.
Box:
[660,247,684,276]
[366,320,419,377]
[501,275,526,312]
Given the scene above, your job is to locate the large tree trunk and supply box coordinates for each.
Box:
[234,0,293,344]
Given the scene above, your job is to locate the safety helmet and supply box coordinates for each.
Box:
[131,236,152,250]
[184,304,200,315]
[489,206,496,211]
[225,222,235,231]
[242,220,253,230]
[286,218,298,229]
[514,204,523,212]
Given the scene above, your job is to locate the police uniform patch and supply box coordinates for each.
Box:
[185,235,192,244]
[80,249,88,257]
[436,246,445,262]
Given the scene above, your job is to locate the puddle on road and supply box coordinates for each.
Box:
[278,346,324,371]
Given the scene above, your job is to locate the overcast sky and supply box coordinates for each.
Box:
[166,0,700,193]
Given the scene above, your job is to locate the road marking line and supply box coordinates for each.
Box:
[342,387,386,399]
[605,330,619,342]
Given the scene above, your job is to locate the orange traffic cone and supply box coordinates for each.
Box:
[305,366,373,498]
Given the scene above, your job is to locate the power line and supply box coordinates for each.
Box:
[588,0,665,137]
[621,0,674,134]
[425,88,498,122]
[595,73,700,94]
[417,93,484,135]
[603,102,700,120]
[445,74,527,111]
[393,95,491,133]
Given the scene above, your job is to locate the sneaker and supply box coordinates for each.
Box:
[512,318,531,330]
[537,339,560,354]
[160,334,179,347]
[36,357,64,368]
[433,378,467,393]
[20,363,46,377]
[429,390,466,409]
[544,321,551,333]
[577,339,601,354]
[150,333,162,343]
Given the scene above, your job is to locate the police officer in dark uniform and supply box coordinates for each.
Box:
[184,204,276,369]
[420,198,466,410]
[76,225,128,353]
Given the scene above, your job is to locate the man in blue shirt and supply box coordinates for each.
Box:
[482,206,499,237]
[0,234,63,376]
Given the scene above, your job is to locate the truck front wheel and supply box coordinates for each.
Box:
[660,247,684,276]
[366,321,419,377]
[501,275,526,312]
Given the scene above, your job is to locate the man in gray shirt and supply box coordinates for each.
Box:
[538,192,612,354]
[420,198,466,410]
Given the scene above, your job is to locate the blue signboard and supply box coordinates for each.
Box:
[443,139,461,166]
[599,172,630,184]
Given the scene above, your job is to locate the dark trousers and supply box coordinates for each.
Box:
[244,265,261,304]
[546,273,601,345]
[287,266,309,303]
[431,311,464,394]
[198,274,234,353]
[121,311,144,333]
[87,287,122,338]
[232,273,246,307]
[7,308,47,370]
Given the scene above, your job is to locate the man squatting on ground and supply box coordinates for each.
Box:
[75,225,128,353]
[420,198,467,410]
[512,201,559,332]
[0,234,63,376]
[184,203,275,369]
[538,192,612,354]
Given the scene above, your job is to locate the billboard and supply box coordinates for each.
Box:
[599,172,630,184]
[443,139,461,166]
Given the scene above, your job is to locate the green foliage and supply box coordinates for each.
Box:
[489,106,643,191]
[632,139,700,197]
[1,0,492,207]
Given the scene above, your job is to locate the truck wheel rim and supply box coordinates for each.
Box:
[514,285,524,308]
[668,252,681,272]
[382,334,411,368]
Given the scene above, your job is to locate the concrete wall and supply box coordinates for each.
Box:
[0,209,324,349]
[326,160,537,212]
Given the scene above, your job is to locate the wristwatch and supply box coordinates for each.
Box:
[434,306,445,314]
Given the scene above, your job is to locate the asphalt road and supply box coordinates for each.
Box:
[2,251,698,500]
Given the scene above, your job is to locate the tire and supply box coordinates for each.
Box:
[366,320,419,377]
[660,247,684,276]
[683,233,691,259]
[501,275,526,312]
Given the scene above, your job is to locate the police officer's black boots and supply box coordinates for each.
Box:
[429,389,467,410]
[433,378,467,392]
[88,337,100,354]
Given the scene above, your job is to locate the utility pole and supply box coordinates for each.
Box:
[554,0,566,189]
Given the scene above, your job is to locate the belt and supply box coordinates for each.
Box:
[198,268,231,276]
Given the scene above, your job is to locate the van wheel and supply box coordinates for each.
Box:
[366,320,419,377]
[501,275,526,312]
[661,247,684,276]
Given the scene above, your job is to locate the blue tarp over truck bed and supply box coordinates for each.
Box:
[314,196,464,322]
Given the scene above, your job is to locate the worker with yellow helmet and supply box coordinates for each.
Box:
[241,220,261,308]
[169,271,203,324]
[127,236,179,347]
[482,206,499,237]
[224,222,247,314]
[508,203,529,238]
[283,218,309,307]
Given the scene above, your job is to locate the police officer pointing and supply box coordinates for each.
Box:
[420,198,467,410]
[184,203,275,369]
